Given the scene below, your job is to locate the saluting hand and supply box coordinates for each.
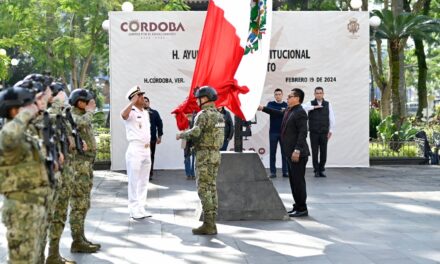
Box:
[19,103,39,116]
[82,141,88,151]
[85,99,96,112]
[59,153,65,166]
[130,94,139,104]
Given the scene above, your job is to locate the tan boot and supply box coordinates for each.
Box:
[46,254,77,264]
[71,239,99,253]
[192,214,217,235]
[46,244,77,264]
[81,233,101,250]
[70,232,99,253]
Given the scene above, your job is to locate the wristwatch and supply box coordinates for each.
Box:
[294,149,300,154]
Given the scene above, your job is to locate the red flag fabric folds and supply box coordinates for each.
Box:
[172,1,249,130]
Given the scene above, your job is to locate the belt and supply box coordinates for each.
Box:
[198,147,218,151]
[6,191,48,206]
[129,141,150,148]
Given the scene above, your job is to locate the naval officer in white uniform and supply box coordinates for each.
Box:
[121,86,152,219]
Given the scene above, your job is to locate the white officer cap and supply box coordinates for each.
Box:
[126,85,145,100]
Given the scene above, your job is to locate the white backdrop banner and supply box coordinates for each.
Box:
[109,11,369,170]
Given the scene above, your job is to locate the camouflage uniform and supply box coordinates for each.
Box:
[45,99,77,263]
[28,113,59,263]
[180,104,224,235]
[69,106,99,252]
[0,110,52,264]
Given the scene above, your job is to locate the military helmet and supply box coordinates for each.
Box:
[24,73,53,87]
[13,79,45,93]
[69,88,93,106]
[194,86,218,102]
[0,86,36,118]
[49,82,66,97]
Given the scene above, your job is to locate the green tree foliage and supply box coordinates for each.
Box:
[372,9,440,125]
[0,0,189,89]
[163,0,190,11]
[279,0,353,10]
[0,54,10,81]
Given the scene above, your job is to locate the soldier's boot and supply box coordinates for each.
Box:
[192,214,217,235]
[81,233,101,250]
[46,244,77,264]
[70,232,99,253]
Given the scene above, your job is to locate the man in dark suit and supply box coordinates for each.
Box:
[217,106,234,151]
[144,96,163,179]
[258,88,310,217]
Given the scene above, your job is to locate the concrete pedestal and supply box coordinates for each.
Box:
[198,151,289,221]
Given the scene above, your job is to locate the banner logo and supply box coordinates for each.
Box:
[120,20,185,38]
[347,18,360,39]
[347,18,360,34]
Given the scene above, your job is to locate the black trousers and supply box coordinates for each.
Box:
[286,156,308,211]
[150,140,157,176]
[310,132,328,172]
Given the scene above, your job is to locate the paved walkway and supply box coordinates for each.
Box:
[1,166,440,264]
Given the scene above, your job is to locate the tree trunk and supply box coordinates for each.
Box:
[414,0,431,118]
[392,0,406,119]
[69,14,78,89]
[398,49,407,118]
[301,0,308,10]
[79,53,93,88]
[414,38,428,119]
[389,42,403,122]
[381,86,392,118]
[370,39,390,118]
[362,0,368,11]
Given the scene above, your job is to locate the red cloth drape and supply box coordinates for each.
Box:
[172,0,249,130]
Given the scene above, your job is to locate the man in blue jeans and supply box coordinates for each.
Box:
[263,88,288,178]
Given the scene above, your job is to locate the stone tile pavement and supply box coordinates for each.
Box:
[1,166,439,263]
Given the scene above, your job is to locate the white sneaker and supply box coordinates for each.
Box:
[130,208,146,219]
[139,207,152,218]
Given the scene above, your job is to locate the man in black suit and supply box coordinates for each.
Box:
[258,88,310,217]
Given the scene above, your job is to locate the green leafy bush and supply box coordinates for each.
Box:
[92,111,106,128]
[369,142,418,157]
[370,108,381,139]
[377,116,418,142]
[95,128,110,161]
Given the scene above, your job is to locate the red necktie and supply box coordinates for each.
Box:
[280,109,291,139]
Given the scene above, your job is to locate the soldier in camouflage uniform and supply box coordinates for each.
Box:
[68,89,101,253]
[0,86,52,264]
[177,86,224,235]
[45,82,77,264]
[19,74,65,263]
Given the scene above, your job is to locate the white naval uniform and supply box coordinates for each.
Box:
[123,106,151,216]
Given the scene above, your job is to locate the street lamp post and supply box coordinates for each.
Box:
[102,20,109,31]
[10,58,19,67]
[121,2,134,12]
[350,0,362,10]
